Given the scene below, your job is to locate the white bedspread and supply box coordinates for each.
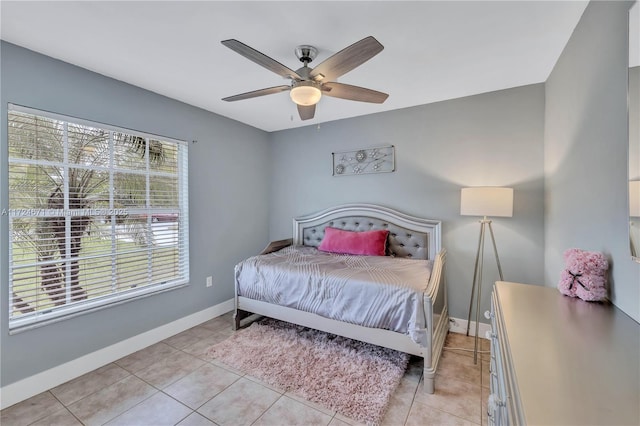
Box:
[235,245,433,346]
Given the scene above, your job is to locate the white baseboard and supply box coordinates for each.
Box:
[448,316,491,339]
[0,298,234,410]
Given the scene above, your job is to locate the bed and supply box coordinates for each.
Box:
[233,203,448,393]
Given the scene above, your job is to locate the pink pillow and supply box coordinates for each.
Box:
[318,227,389,256]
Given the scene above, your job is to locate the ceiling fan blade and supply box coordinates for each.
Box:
[222,39,302,80]
[322,82,388,103]
[310,36,384,82]
[222,85,290,102]
[297,104,316,120]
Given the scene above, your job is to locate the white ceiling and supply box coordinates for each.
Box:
[1,1,588,133]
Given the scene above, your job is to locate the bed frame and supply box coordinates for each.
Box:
[233,203,448,393]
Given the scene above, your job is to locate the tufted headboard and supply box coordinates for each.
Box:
[293,204,441,260]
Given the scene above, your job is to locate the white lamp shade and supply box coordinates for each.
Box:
[630,181,640,217]
[461,187,514,217]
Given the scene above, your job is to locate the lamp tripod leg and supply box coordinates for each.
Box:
[466,221,485,337]
[487,221,504,281]
[465,216,506,364]
[473,223,486,364]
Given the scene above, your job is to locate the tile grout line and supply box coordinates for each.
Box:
[401,372,422,426]
[47,390,85,426]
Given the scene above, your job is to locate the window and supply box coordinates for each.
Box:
[7,104,189,332]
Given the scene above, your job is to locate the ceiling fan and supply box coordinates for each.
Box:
[221,36,389,121]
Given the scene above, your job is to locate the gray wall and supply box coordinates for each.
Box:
[545,1,640,322]
[268,84,546,321]
[631,66,639,181]
[0,41,271,386]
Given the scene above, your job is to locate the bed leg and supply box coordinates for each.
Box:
[423,374,435,394]
[233,309,249,330]
[233,311,241,330]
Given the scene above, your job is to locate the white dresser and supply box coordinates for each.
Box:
[487,281,640,425]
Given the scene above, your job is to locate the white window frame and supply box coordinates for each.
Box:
[7,104,190,333]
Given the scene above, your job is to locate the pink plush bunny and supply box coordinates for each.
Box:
[558,248,608,302]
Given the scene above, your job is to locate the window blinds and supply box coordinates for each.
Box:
[7,104,189,332]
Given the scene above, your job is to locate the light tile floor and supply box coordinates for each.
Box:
[1,313,490,426]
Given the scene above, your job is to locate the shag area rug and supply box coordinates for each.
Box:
[207,318,409,425]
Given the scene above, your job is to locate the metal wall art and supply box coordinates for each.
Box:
[332,145,395,176]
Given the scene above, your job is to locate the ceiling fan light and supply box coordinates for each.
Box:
[290,82,322,106]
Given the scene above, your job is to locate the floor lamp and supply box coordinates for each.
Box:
[460,187,513,364]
